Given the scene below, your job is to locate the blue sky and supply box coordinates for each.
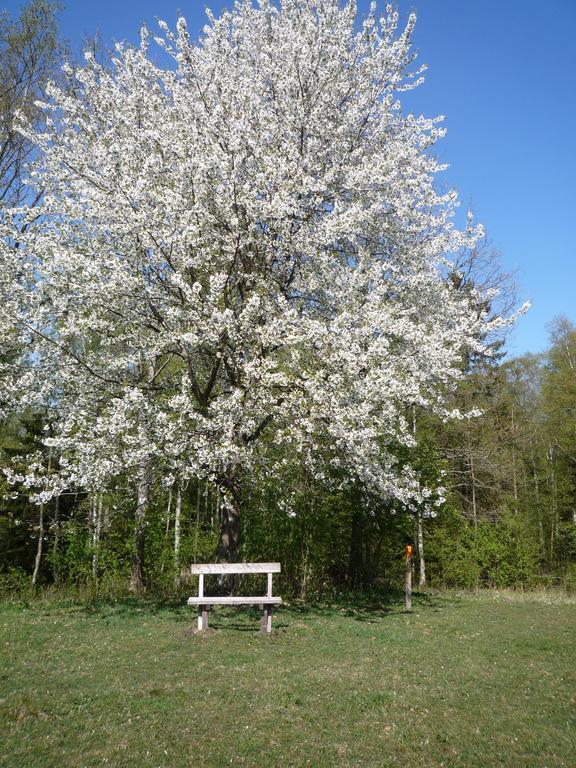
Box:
[6,0,576,357]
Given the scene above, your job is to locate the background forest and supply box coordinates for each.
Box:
[1,0,575,599]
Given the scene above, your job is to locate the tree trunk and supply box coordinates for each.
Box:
[164,483,173,537]
[173,482,182,585]
[215,463,241,563]
[417,511,426,587]
[32,450,52,587]
[214,486,220,534]
[31,501,45,587]
[510,404,518,515]
[347,507,364,589]
[300,539,311,600]
[548,444,558,562]
[204,480,210,530]
[129,457,152,592]
[92,493,102,578]
[412,408,426,587]
[129,360,156,592]
[530,443,545,557]
[470,453,478,530]
[193,480,201,562]
[51,494,60,584]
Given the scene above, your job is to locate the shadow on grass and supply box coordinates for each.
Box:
[201,588,464,631]
[208,614,291,632]
[281,587,462,622]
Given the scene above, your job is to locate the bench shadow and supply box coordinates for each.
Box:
[200,589,462,633]
[207,620,291,632]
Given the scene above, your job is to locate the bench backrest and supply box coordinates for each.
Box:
[190,562,280,575]
[190,562,280,599]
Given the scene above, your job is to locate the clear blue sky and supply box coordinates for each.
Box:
[6,0,576,357]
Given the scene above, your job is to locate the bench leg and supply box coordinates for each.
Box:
[261,605,272,635]
[198,605,209,631]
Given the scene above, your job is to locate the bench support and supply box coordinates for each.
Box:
[261,604,273,635]
[197,604,209,632]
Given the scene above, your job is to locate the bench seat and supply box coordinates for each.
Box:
[187,596,282,605]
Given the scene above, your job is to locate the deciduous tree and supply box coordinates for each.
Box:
[4,0,516,583]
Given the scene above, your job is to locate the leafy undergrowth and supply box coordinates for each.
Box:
[1,591,575,767]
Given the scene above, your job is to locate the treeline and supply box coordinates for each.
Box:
[1,317,575,595]
[424,317,576,591]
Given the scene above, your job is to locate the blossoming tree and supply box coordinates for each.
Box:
[4,0,514,587]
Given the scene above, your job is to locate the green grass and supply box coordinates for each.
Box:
[1,590,575,767]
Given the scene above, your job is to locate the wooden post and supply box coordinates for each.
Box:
[199,573,204,599]
[405,545,412,612]
[198,604,209,631]
[196,575,206,631]
[264,571,273,633]
[267,572,272,598]
[261,605,272,635]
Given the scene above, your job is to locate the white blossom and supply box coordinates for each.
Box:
[1,0,516,508]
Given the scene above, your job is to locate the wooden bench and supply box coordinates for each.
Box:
[187,562,282,634]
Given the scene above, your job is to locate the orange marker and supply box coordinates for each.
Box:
[405,545,413,611]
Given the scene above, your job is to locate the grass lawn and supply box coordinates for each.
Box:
[1,590,575,767]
